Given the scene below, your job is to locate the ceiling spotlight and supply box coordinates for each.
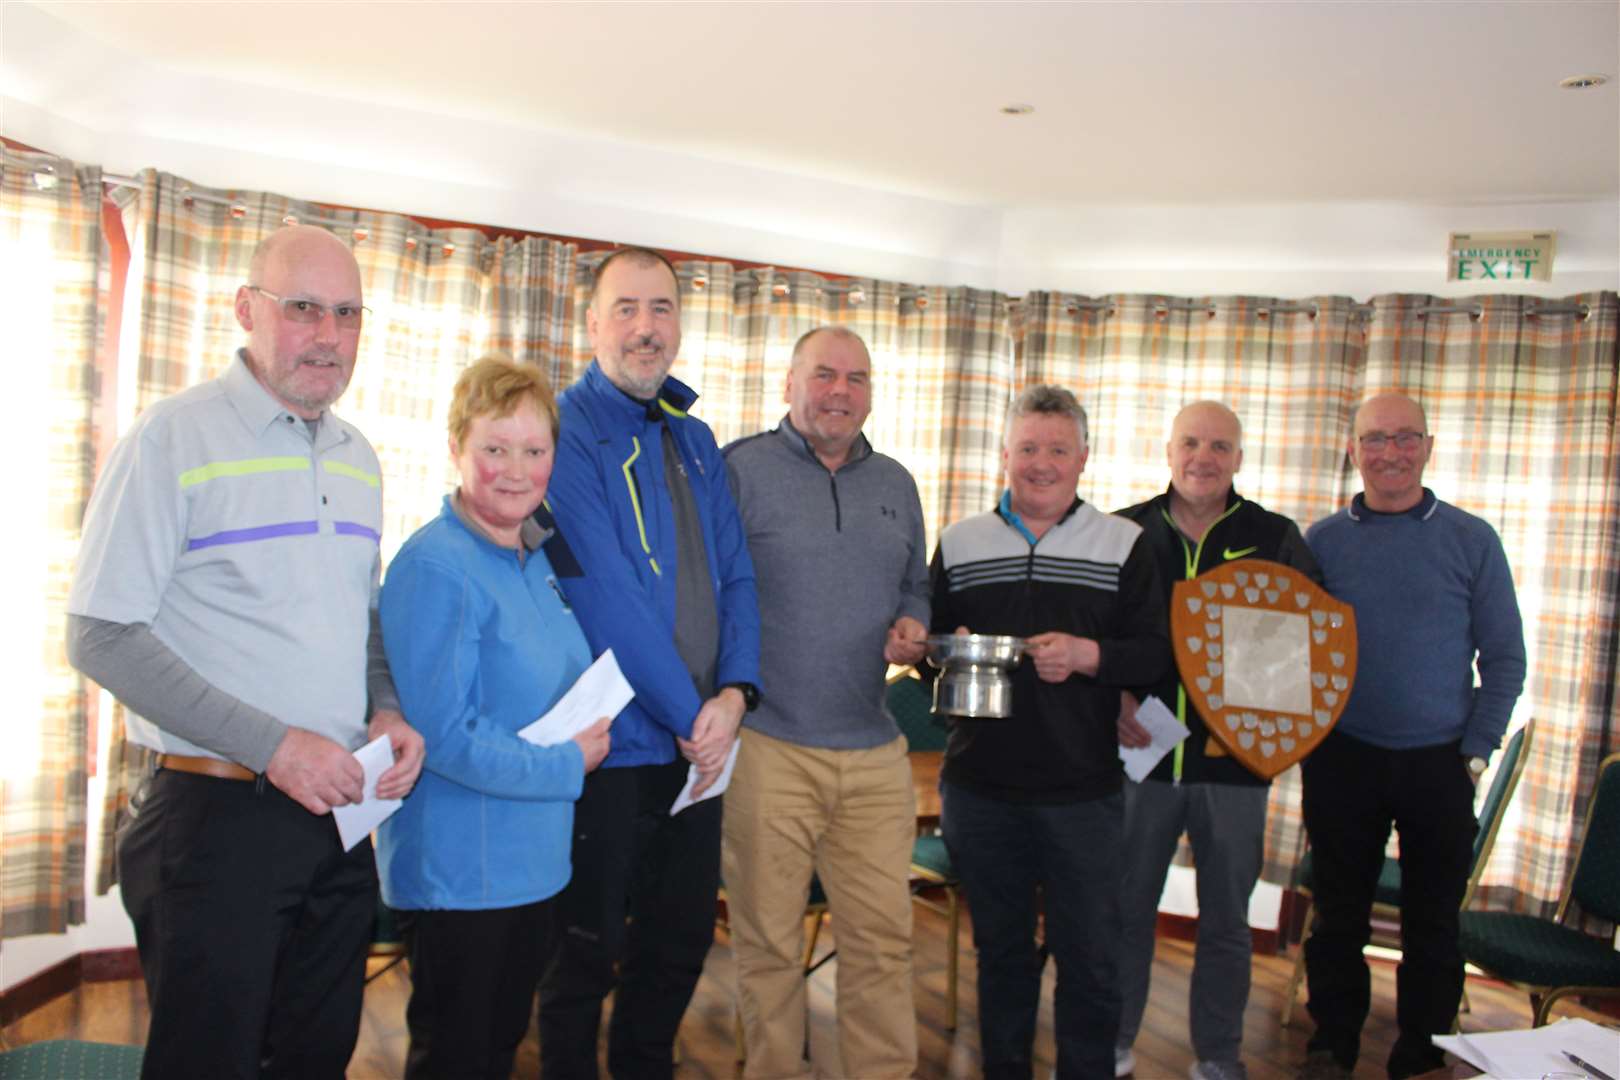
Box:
[1559,74,1609,90]
[1000,103,1035,116]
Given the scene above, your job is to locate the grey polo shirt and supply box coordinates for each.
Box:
[68,352,383,759]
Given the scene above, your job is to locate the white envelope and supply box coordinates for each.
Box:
[333,734,404,852]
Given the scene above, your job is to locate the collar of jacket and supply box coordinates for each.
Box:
[775,414,874,470]
[995,490,1083,545]
[1158,481,1244,514]
[580,359,699,425]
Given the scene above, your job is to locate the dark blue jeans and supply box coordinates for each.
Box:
[942,781,1124,1080]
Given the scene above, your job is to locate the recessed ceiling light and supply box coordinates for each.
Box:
[1559,74,1609,90]
[1000,103,1035,116]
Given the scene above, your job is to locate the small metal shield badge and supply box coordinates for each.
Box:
[1170,559,1357,779]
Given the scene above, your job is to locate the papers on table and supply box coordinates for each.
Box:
[669,739,741,816]
[1117,694,1189,782]
[333,734,405,852]
[1433,1017,1620,1080]
[518,649,635,747]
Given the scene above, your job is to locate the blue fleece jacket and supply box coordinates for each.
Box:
[377,498,589,911]
[545,361,761,767]
[1305,489,1525,760]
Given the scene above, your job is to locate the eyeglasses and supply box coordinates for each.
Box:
[247,286,368,329]
[1358,430,1427,452]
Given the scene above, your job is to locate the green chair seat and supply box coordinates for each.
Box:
[1457,749,1620,1026]
[0,1040,144,1079]
[888,673,947,752]
[911,833,954,880]
[1459,910,1620,988]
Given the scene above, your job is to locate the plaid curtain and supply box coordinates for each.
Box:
[0,151,101,937]
[1360,291,1620,917]
[94,171,577,891]
[1019,289,1620,911]
[571,257,1011,547]
[1019,292,1366,884]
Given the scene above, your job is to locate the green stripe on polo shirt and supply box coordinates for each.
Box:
[323,460,381,487]
[178,456,311,488]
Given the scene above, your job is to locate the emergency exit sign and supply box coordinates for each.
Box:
[1448,231,1556,282]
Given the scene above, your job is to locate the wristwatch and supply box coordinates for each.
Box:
[722,681,761,712]
[1465,755,1488,779]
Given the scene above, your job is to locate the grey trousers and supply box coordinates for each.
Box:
[1116,778,1269,1065]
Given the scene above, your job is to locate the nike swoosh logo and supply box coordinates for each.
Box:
[1223,546,1258,560]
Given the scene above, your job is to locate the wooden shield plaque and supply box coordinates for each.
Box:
[1170,559,1358,780]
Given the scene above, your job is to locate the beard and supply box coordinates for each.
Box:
[254,347,352,415]
[605,335,673,399]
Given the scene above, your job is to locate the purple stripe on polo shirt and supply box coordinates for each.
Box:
[186,520,320,551]
[334,521,381,543]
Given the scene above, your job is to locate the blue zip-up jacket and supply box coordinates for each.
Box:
[545,360,761,767]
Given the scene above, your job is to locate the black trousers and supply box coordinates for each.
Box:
[538,761,722,1079]
[117,768,376,1080]
[1300,730,1478,1079]
[400,900,552,1079]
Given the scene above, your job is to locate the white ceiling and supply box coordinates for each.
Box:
[19,0,1620,208]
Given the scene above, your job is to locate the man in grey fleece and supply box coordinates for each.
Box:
[722,326,930,1079]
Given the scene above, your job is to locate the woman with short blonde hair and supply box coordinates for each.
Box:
[377,354,611,1079]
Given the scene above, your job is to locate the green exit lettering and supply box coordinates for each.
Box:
[1455,258,1539,280]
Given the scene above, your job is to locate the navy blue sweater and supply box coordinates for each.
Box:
[1305,489,1525,760]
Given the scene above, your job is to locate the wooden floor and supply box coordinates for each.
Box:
[3,899,1609,1079]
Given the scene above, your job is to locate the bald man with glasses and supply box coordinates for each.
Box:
[1296,393,1524,1080]
[68,224,424,1079]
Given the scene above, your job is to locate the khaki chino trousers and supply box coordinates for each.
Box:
[722,727,918,1079]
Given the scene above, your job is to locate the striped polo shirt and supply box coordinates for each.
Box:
[69,352,383,758]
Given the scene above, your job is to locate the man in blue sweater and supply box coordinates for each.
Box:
[1299,392,1525,1080]
[539,248,761,1079]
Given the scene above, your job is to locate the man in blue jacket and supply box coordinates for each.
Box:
[1299,392,1524,1080]
[539,247,762,1079]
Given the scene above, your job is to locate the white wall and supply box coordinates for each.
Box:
[3,1,1615,299]
[996,201,1619,299]
[12,73,1614,300]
